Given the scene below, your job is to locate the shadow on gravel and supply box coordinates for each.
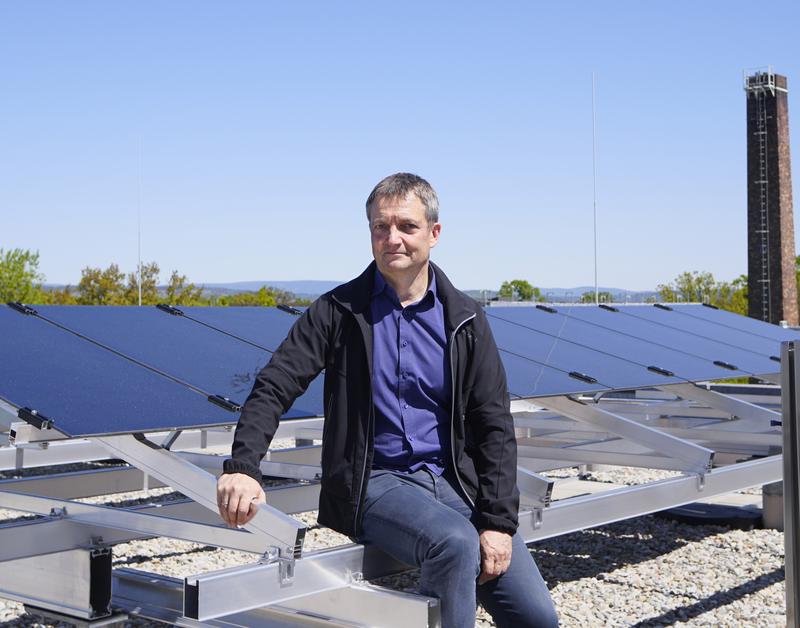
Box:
[628,566,784,627]
[112,544,217,567]
[530,515,728,587]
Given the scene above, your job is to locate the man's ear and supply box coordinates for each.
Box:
[430,222,442,248]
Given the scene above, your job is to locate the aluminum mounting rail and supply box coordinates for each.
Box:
[94,433,306,559]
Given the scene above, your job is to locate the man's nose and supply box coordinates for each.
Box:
[387,225,402,244]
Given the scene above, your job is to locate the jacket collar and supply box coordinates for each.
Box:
[331,260,477,334]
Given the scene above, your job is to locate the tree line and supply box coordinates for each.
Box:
[0,248,310,307]
[498,257,800,318]
[6,247,800,316]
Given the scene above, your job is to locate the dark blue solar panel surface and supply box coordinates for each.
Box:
[499,351,610,398]
[487,316,685,391]
[36,306,323,419]
[622,307,780,361]
[3,300,791,437]
[672,304,800,342]
[181,307,299,351]
[487,307,752,380]
[0,306,233,437]
[176,307,325,415]
[543,305,780,377]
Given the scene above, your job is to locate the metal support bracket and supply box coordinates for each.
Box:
[262,545,296,586]
[516,467,553,509]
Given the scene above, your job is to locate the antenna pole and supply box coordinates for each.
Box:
[592,72,599,305]
[137,136,142,307]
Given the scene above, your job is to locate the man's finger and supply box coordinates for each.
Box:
[236,495,251,527]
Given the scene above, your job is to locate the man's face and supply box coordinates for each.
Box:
[369,193,441,280]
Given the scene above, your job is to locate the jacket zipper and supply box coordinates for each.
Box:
[352,327,374,534]
[450,313,476,507]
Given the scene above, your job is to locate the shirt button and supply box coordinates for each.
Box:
[401,341,408,347]
[408,434,414,441]
[403,403,409,409]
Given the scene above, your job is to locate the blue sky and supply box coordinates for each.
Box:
[1,1,798,291]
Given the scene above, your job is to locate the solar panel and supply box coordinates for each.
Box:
[499,351,611,398]
[544,305,780,377]
[487,315,685,392]
[637,303,800,347]
[0,305,234,437]
[4,299,789,436]
[488,307,753,382]
[35,306,324,419]
[176,306,301,352]
[169,306,325,416]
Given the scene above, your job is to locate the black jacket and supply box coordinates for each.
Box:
[223,261,520,537]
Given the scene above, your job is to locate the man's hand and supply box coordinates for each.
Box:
[478,529,513,585]
[216,473,266,528]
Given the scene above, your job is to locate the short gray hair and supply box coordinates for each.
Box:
[365,173,439,224]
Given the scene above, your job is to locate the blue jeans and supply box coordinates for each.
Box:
[357,468,559,628]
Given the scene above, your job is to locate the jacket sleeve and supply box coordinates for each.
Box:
[222,297,332,483]
[466,309,520,534]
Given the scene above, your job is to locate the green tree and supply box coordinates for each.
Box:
[77,264,127,305]
[44,286,79,305]
[224,286,279,307]
[165,270,206,305]
[498,279,544,302]
[0,248,46,303]
[580,291,614,304]
[124,262,161,305]
[658,270,748,315]
[658,271,716,303]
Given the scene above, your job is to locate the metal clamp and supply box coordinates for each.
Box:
[262,546,296,586]
[532,508,544,530]
[49,506,67,519]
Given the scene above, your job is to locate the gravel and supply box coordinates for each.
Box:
[0,465,786,627]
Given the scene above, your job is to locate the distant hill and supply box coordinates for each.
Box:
[200,281,659,302]
[465,287,658,303]
[43,280,659,302]
[200,280,342,300]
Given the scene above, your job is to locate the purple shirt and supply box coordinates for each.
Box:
[370,269,450,474]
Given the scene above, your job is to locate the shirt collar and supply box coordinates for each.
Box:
[372,266,437,307]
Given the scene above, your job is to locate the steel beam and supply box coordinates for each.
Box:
[539,395,713,474]
[783,341,800,628]
[518,444,695,472]
[0,484,320,563]
[115,568,387,627]
[519,455,782,542]
[657,383,780,423]
[268,445,322,465]
[178,451,322,481]
[0,490,289,555]
[0,465,165,499]
[184,544,409,621]
[283,582,440,627]
[514,416,781,448]
[0,547,111,620]
[93,434,306,558]
[516,467,553,509]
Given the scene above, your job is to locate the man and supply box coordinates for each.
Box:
[217,173,558,627]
